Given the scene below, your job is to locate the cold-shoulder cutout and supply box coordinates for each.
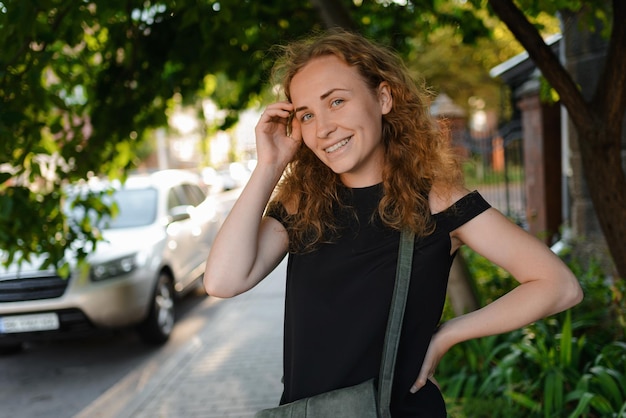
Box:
[428,186,470,215]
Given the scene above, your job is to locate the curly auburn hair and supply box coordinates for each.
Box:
[268,29,464,252]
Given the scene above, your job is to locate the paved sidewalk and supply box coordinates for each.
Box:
[75,260,287,418]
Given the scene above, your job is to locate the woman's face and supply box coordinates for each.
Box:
[290,55,392,188]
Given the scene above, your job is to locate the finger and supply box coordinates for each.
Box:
[259,111,290,127]
[262,101,293,118]
[259,105,295,136]
[410,372,429,393]
[409,368,434,393]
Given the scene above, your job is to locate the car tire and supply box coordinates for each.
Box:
[136,272,176,345]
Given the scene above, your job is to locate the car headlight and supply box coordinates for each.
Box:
[90,253,143,282]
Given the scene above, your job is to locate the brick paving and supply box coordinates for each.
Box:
[75,260,286,418]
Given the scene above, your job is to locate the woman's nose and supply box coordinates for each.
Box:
[316,116,336,139]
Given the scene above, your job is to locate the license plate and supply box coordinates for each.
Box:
[0,313,60,333]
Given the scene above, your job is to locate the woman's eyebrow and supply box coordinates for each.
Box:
[295,88,349,113]
[320,88,348,100]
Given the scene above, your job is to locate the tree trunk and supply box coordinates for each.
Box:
[577,124,626,277]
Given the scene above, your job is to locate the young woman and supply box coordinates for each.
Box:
[203,29,583,417]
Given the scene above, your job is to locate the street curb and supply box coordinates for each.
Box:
[74,327,205,418]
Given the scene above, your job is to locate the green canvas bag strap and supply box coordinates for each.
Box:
[377,228,415,418]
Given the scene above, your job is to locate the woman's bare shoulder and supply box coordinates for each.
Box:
[428,184,471,215]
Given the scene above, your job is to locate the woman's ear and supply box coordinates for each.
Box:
[378,82,393,115]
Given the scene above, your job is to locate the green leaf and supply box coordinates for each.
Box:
[589,394,615,414]
[559,310,573,366]
[589,366,624,407]
[566,392,594,418]
[507,389,540,411]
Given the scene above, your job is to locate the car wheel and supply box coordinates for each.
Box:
[137,272,176,345]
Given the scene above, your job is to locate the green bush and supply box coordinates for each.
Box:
[439,249,626,417]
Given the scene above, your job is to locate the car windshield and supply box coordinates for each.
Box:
[68,187,158,229]
[106,187,158,228]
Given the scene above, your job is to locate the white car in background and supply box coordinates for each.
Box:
[0,170,222,353]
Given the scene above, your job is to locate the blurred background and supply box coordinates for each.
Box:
[1,1,625,417]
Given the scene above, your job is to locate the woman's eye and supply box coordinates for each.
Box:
[331,99,344,107]
[301,113,312,122]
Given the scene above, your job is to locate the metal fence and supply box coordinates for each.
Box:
[457,120,527,227]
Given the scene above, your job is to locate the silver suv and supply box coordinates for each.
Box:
[0,170,222,352]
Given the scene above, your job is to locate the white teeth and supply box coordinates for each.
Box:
[325,138,350,153]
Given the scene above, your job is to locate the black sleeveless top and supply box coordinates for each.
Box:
[266,185,490,417]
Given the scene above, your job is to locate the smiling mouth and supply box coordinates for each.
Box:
[325,137,351,153]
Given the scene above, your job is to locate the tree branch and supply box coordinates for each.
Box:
[487,0,591,128]
[309,0,357,31]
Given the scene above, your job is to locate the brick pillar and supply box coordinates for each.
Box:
[517,75,562,243]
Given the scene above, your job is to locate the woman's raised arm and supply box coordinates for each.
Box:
[203,102,302,298]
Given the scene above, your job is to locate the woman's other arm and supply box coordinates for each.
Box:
[412,205,583,392]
